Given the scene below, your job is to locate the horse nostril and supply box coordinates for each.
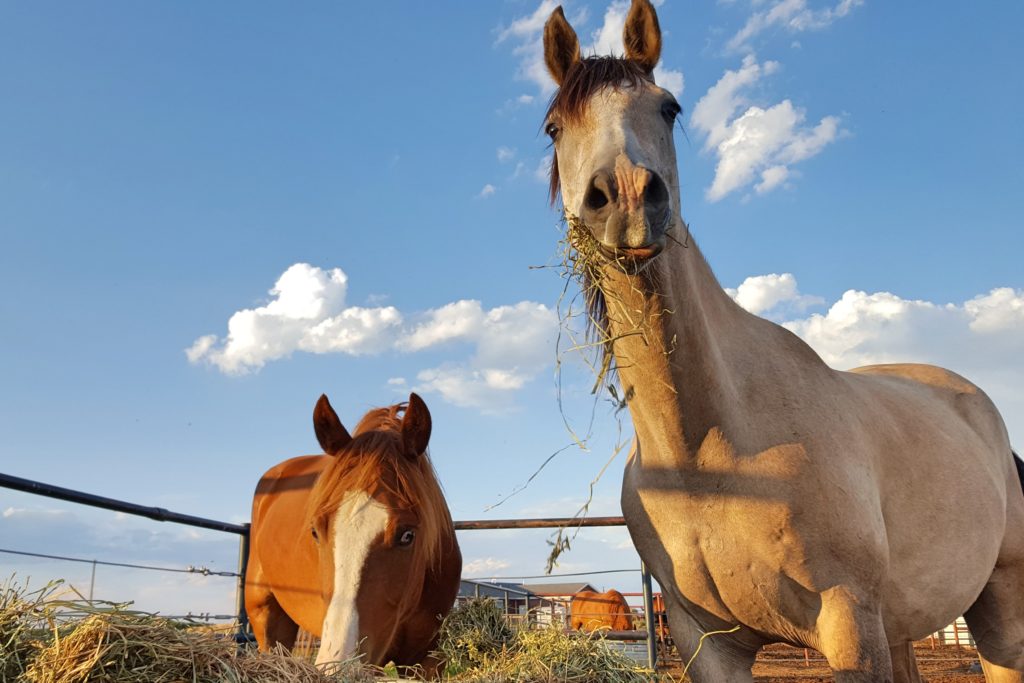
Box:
[584,171,616,213]
[644,173,668,209]
[585,187,609,211]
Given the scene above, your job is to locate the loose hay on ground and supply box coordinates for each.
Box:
[0,578,374,683]
[437,598,657,683]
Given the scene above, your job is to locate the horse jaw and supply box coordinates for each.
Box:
[315,490,389,671]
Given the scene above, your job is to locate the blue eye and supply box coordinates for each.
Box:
[398,529,416,546]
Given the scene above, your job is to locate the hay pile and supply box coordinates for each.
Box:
[3,581,658,682]
[437,599,656,683]
[0,578,373,683]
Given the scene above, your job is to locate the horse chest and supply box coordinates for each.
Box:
[623,457,826,633]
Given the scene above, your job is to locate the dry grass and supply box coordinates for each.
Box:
[3,580,661,682]
[438,599,657,683]
[0,578,374,683]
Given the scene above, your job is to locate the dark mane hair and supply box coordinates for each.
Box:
[545,57,653,204]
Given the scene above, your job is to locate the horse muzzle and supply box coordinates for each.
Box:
[578,163,671,263]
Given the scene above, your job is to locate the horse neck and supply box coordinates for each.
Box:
[600,238,823,467]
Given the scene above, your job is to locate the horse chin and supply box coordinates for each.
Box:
[595,236,667,274]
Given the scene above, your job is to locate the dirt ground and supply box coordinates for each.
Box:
[661,642,984,682]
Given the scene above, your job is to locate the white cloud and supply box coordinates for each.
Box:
[726,272,824,317]
[727,0,864,53]
[188,265,558,412]
[755,165,790,193]
[409,301,558,412]
[185,264,401,374]
[497,0,562,96]
[499,1,683,98]
[723,275,1024,445]
[654,63,685,99]
[404,300,487,352]
[478,184,497,198]
[497,146,517,163]
[463,557,512,576]
[690,55,842,201]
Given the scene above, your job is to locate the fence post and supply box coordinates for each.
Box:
[235,523,251,640]
[641,561,657,670]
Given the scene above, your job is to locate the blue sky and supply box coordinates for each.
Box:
[2,1,1022,618]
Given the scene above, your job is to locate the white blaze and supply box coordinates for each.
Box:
[315,491,390,669]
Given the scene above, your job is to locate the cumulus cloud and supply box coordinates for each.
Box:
[725,272,824,318]
[727,0,864,53]
[185,264,401,374]
[477,184,497,199]
[691,55,842,201]
[729,275,1024,444]
[782,287,1024,373]
[188,264,558,412]
[497,146,517,163]
[408,301,558,412]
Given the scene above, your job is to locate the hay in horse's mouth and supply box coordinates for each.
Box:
[565,211,667,268]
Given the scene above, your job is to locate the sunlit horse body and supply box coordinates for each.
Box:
[541,2,1024,680]
[245,393,461,675]
[570,589,635,632]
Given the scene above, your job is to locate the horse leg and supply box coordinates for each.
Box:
[815,586,894,682]
[246,587,299,652]
[889,642,922,683]
[665,606,758,682]
[963,563,1024,679]
[964,466,1024,681]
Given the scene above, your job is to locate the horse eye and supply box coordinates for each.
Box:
[662,100,681,123]
[311,527,319,543]
[545,122,560,140]
[398,529,416,546]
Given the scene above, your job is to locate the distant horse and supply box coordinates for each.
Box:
[570,589,635,632]
[540,1,1024,681]
[245,393,461,675]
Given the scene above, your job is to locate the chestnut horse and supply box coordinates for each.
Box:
[540,2,1024,681]
[570,589,635,632]
[244,393,461,674]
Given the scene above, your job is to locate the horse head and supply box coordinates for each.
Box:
[543,0,682,267]
[306,393,453,669]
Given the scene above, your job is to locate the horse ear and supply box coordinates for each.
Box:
[401,393,432,460]
[623,0,661,74]
[313,394,352,456]
[544,6,580,87]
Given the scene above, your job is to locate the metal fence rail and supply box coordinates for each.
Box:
[0,471,658,667]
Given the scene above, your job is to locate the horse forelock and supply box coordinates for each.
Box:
[305,403,454,576]
[545,56,653,205]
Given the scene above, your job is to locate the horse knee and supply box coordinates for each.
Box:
[815,586,893,681]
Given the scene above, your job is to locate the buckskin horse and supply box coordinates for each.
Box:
[540,1,1024,680]
[245,393,461,675]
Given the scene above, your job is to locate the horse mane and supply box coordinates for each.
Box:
[305,403,455,575]
[545,56,652,205]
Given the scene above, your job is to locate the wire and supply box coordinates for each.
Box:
[464,568,639,581]
[0,547,238,577]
